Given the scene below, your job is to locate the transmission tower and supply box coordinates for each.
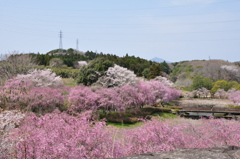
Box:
[76,39,79,50]
[59,30,63,52]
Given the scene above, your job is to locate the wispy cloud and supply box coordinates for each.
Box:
[171,0,215,6]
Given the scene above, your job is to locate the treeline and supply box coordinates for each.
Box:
[31,49,171,79]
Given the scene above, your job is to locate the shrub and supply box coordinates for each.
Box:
[211,80,240,95]
[49,58,64,67]
[192,76,213,90]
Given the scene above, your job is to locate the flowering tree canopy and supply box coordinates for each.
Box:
[154,76,174,88]
[15,69,63,87]
[78,61,88,67]
[94,64,138,88]
[221,65,240,82]
[0,77,66,113]
[2,114,240,158]
[228,91,240,105]
[68,86,99,113]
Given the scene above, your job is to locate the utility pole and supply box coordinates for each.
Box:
[59,30,63,52]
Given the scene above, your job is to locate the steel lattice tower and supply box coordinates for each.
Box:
[59,30,63,52]
[76,39,79,50]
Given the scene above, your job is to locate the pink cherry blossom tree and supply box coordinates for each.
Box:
[95,87,123,112]
[228,91,240,105]
[68,85,99,114]
[7,111,122,159]
[0,78,66,113]
[214,89,228,99]
[116,85,139,109]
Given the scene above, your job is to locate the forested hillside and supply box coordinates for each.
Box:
[31,49,171,79]
[170,60,240,89]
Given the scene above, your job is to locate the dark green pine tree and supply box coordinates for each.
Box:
[148,63,161,79]
[160,61,171,74]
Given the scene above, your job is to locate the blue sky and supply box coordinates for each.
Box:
[1,0,240,62]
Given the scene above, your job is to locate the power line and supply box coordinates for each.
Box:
[2,9,240,21]
[1,0,239,11]
[1,17,240,29]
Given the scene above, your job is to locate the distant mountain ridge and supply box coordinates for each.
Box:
[150,57,171,63]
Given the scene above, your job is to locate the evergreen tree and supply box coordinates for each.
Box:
[160,61,171,74]
[148,64,161,79]
[77,57,114,85]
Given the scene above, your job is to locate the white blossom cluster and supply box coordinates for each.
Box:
[94,64,137,87]
[221,65,238,73]
[78,61,88,68]
[0,110,25,157]
[0,110,25,133]
[221,65,240,82]
[214,88,237,99]
[16,69,63,87]
[192,87,210,98]
[154,76,174,88]
[214,89,228,99]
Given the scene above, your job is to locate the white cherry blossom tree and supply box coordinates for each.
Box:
[94,64,138,88]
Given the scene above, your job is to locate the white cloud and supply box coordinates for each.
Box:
[171,0,215,6]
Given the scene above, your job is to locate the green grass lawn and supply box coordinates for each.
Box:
[106,121,143,128]
[62,78,77,87]
[151,112,177,119]
[106,112,177,128]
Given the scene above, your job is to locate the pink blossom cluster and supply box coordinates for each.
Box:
[2,113,240,158]
[214,89,228,99]
[0,79,66,113]
[6,111,121,159]
[68,80,182,113]
[228,91,240,105]
[1,77,181,114]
